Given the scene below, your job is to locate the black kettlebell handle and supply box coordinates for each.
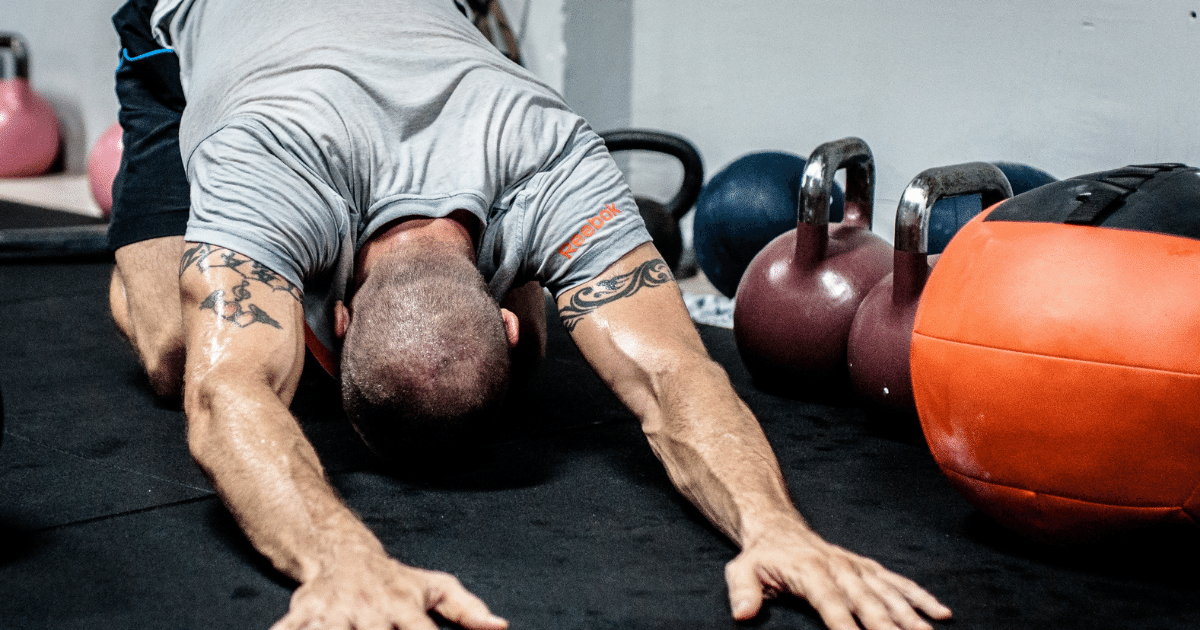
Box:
[0,33,30,80]
[599,129,704,220]
[801,137,875,229]
[895,162,1013,254]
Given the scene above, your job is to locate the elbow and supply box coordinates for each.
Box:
[182,371,234,472]
[635,353,735,437]
[181,368,299,477]
[145,349,185,401]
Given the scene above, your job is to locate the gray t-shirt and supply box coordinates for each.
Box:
[150,0,650,357]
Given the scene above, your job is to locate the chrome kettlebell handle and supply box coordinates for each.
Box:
[895,162,1013,254]
[800,137,875,229]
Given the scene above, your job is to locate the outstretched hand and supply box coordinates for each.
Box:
[270,551,508,630]
[725,529,951,630]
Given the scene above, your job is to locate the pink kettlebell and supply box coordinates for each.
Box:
[0,33,60,178]
[88,122,124,217]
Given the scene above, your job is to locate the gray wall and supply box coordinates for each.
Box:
[562,0,632,133]
[498,0,567,95]
[631,0,1200,241]
[8,0,1200,246]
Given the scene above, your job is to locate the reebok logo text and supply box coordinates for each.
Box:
[558,203,622,259]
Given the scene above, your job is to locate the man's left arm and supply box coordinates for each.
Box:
[556,242,951,630]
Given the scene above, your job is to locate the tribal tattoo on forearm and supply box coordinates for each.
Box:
[180,243,302,329]
[558,258,674,332]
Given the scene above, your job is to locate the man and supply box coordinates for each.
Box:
[106,1,954,629]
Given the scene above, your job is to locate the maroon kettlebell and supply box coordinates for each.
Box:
[846,162,1012,417]
[0,33,60,178]
[733,137,893,398]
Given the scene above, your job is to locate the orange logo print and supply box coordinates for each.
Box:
[558,203,622,259]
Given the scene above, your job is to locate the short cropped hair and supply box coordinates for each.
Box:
[340,252,510,459]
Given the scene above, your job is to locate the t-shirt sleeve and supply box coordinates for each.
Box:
[183,121,349,290]
[518,130,653,297]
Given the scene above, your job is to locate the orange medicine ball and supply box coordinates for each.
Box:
[911,163,1200,543]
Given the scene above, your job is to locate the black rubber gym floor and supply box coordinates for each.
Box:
[0,204,1197,629]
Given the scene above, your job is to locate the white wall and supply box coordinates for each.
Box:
[631,0,1200,241]
[499,0,567,95]
[7,0,1200,244]
[2,0,124,172]
[562,0,632,132]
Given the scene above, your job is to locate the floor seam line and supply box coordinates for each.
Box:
[4,430,212,493]
[31,494,217,534]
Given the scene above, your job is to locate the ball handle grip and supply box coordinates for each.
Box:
[892,162,1013,304]
[0,33,30,80]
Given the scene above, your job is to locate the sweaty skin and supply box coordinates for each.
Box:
[177,231,511,630]
[112,212,950,630]
[558,243,951,630]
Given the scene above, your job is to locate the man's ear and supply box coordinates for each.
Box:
[500,308,520,349]
[335,300,351,340]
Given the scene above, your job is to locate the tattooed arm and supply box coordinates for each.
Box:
[179,243,506,630]
[558,242,951,630]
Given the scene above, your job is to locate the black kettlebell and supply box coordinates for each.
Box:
[599,129,704,271]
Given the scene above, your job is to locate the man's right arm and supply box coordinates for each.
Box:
[178,242,506,630]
